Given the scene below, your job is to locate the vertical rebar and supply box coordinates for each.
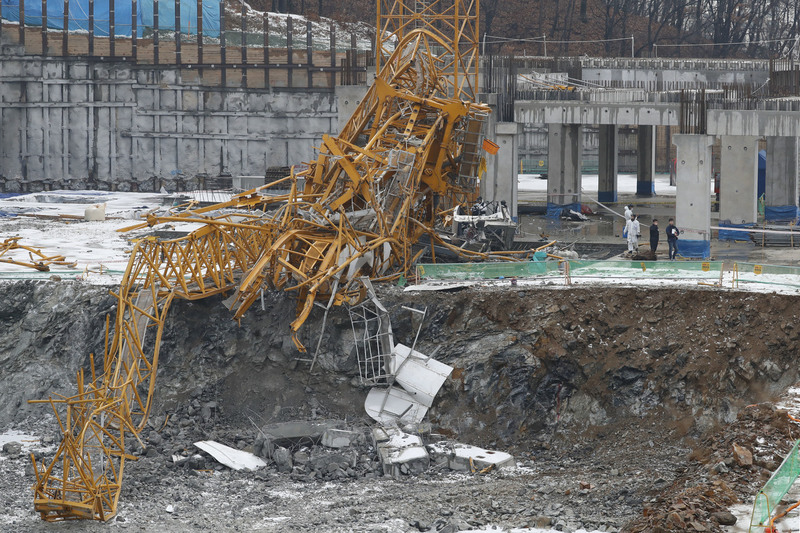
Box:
[219,0,226,86]
[131,0,137,61]
[41,0,48,53]
[153,0,159,64]
[286,16,292,88]
[109,0,115,56]
[175,0,181,65]
[240,0,246,86]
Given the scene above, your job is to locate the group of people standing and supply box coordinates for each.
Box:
[624,204,680,259]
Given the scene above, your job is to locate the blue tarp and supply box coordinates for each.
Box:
[546,202,580,219]
[758,149,766,200]
[0,0,219,37]
[597,190,617,203]
[676,238,711,259]
[718,222,754,241]
[636,179,655,196]
[765,205,800,222]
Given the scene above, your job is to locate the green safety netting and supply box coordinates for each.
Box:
[735,262,800,289]
[750,439,800,531]
[416,261,559,280]
[566,260,726,278]
[415,260,729,281]
[0,270,127,280]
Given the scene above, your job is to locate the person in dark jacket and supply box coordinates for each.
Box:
[649,219,659,253]
[666,218,680,260]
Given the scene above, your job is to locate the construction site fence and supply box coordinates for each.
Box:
[0,1,372,89]
[749,439,800,532]
[416,260,800,291]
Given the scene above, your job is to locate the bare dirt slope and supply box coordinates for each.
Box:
[1,280,799,532]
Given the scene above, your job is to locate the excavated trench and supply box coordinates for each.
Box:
[1,279,798,531]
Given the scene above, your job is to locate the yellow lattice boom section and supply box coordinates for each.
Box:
[31,20,498,522]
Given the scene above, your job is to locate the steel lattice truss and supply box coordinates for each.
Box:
[31,22,500,522]
[377,0,480,100]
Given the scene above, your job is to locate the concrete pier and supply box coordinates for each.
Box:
[491,122,521,218]
[719,136,759,225]
[673,134,714,258]
[636,125,655,197]
[547,123,583,214]
[598,125,618,203]
[765,136,799,221]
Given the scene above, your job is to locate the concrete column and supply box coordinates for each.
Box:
[492,122,521,218]
[334,85,369,134]
[478,93,498,202]
[547,123,582,211]
[673,134,714,258]
[598,124,618,203]
[719,135,759,225]
[765,136,799,221]
[636,125,656,197]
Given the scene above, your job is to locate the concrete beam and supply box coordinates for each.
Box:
[673,134,713,258]
[708,110,800,137]
[719,136,759,225]
[516,101,680,127]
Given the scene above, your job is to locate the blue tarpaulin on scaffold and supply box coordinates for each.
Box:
[0,0,220,37]
[675,238,711,259]
[765,205,800,222]
[546,202,580,219]
[718,222,754,241]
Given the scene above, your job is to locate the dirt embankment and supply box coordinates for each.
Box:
[1,280,799,532]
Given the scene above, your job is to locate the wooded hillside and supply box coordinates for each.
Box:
[251,0,799,59]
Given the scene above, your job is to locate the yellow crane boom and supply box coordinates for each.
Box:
[31,0,494,521]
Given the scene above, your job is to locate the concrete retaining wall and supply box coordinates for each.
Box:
[0,46,339,192]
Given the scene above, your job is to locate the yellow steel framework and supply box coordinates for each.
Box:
[377,0,480,100]
[31,1,499,521]
[0,237,76,271]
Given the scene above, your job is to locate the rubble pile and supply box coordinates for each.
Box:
[3,280,800,531]
[629,404,799,532]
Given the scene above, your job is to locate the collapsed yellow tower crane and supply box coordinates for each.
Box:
[31,0,496,521]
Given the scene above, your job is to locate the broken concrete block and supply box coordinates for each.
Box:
[308,447,358,472]
[254,419,343,459]
[374,426,429,478]
[732,443,753,466]
[427,441,515,472]
[194,440,267,471]
[321,428,360,449]
[273,446,293,473]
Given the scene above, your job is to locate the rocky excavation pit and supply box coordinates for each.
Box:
[1,279,799,532]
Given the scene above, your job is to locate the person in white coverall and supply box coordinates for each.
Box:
[625,214,640,254]
[624,204,633,220]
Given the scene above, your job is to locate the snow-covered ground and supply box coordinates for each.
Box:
[518,172,700,197]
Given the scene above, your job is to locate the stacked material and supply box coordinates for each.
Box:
[749,225,800,247]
